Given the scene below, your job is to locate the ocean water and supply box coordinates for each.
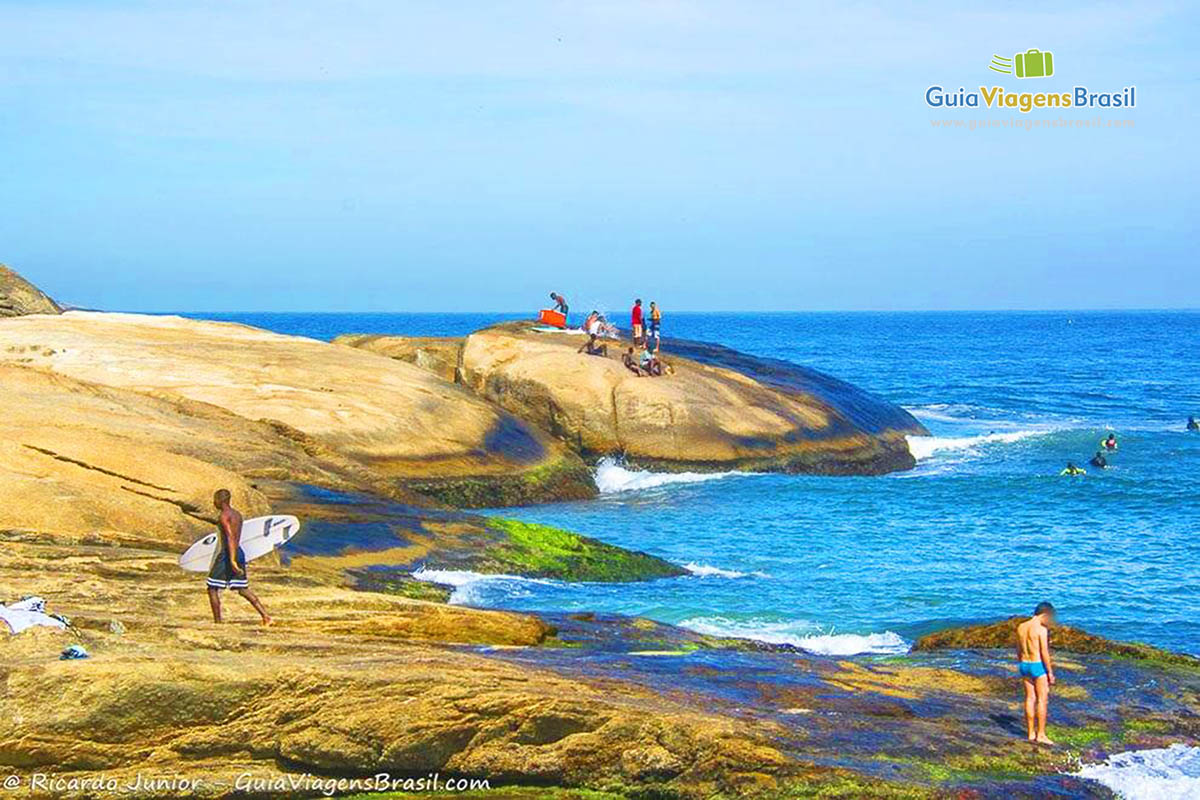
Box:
[185,311,1200,659]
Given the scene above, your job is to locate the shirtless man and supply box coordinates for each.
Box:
[207,489,271,625]
[1016,601,1057,744]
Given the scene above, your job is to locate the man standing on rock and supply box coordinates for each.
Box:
[631,298,644,345]
[1017,602,1056,745]
[207,489,272,626]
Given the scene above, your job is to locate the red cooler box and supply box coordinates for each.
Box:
[537,308,567,328]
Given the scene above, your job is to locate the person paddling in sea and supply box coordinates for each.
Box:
[1060,462,1085,476]
[207,489,272,626]
[1188,416,1199,433]
[1101,433,1118,451]
[1089,450,1108,469]
[1017,602,1057,745]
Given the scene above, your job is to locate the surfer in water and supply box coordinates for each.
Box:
[1017,602,1057,745]
[1188,416,1199,433]
[1089,450,1108,469]
[207,489,271,626]
[1060,462,1085,476]
[1101,433,1118,451]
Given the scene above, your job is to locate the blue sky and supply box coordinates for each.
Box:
[1,1,1196,311]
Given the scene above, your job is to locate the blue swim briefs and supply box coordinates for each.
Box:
[1018,660,1047,679]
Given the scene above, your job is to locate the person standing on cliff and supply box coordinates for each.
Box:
[648,301,662,352]
[207,489,272,626]
[631,299,644,346]
[1017,602,1057,745]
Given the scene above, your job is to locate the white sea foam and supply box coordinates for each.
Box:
[1077,744,1200,799]
[683,563,768,579]
[594,457,741,494]
[905,429,1047,461]
[410,567,559,605]
[679,616,908,656]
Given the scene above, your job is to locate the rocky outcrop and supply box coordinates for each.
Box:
[336,333,462,384]
[914,616,1200,666]
[264,485,685,589]
[0,312,595,507]
[0,264,61,317]
[0,532,787,798]
[4,530,1198,798]
[344,323,926,475]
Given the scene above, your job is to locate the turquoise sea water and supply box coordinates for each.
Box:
[187,311,1200,656]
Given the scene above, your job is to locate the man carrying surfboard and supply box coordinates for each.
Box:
[207,489,272,626]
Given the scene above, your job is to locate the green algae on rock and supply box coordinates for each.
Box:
[273,485,682,587]
[469,519,685,583]
[914,616,1200,667]
[404,451,597,508]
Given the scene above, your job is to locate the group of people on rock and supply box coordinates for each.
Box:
[555,292,667,378]
[624,298,664,377]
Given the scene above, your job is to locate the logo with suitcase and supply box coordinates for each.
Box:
[989,49,1054,79]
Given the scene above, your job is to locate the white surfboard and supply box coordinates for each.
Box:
[178,515,301,573]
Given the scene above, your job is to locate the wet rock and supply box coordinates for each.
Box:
[914,616,1200,667]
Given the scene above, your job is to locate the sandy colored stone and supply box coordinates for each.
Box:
[0,312,592,503]
[335,334,462,384]
[450,324,916,473]
[0,535,787,798]
[0,264,61,317]
[0,364,270,545]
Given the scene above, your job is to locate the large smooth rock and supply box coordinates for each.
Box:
[350,323,926,474]
[0,263,61,317]
[0,363,271,544]
[0,534,785,797]
[335,333,462,383]
[0,312,594,506]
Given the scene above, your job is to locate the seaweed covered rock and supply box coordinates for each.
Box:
[0,263,61,317]
[273,487,685,586]
[914,616,1200,666]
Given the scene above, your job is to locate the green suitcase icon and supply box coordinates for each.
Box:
[1014,48,1053,78]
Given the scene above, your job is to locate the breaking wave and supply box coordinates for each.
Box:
[594,457,742,494]
[411,567,560,605]
[1077,744,1200,799]
[905,429,1049,461]
[678,615,909,656]
[683,563,768,579]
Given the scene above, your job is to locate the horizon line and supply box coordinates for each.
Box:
[91,307,1200,315]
